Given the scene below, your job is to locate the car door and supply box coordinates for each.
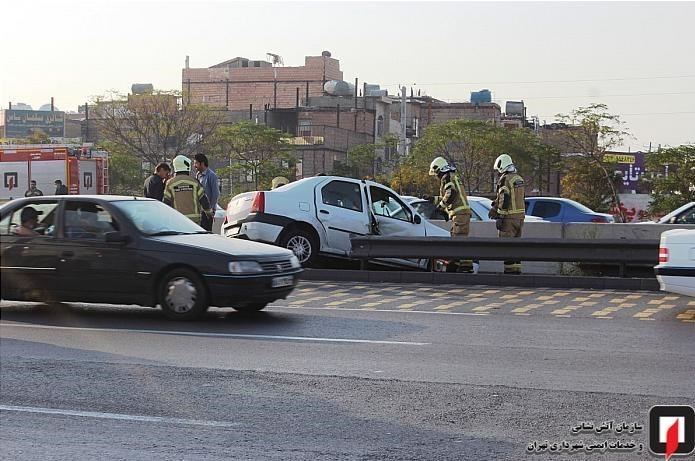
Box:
[367,184,427,268]
[57,200,141,303]
[314,179,371,255]
[0,200,61,301]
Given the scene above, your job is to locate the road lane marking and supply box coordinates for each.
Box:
[0,404,240,428]
[0,323,429,346]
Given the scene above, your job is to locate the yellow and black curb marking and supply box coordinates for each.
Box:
[274,282,694,323]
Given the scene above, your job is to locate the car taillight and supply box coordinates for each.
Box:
[591,217,608,223]
[250,192,265,214]
[659,247,669,263]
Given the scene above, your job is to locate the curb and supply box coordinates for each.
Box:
[300,269,660,291]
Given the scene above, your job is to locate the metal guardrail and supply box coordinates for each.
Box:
[350,237,660,277]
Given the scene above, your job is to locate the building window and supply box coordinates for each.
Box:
[376,116,384,137]
[298,120,312,137]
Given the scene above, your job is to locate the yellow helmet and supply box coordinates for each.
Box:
[429,157,449,176]
[172,155,191,173]
[494,154,514,173]
[271,176,289,190]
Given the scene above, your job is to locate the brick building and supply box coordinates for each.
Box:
[182,53,342,111]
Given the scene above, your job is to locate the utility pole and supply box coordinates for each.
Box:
[399,86,407,157]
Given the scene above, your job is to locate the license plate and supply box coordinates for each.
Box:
[271,276,294,288]
[225,226,240,237]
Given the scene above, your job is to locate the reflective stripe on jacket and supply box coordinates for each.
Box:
[163,175,210,223]
[496,172,525,217]
[436,172,470,218]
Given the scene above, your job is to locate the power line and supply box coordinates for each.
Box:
[385,75,695,86]
[538,111,695,117]
[490,91,695,101]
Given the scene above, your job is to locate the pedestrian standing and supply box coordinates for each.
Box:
[163,155,212,226]
[489,154,526,274]
[144,162,171,201]
[428,156,474,273]
[54,180,68,195]
[193,154,219,232]
[25,180,43,197]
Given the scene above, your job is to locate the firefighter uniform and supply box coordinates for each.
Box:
[163,155,212,225]
[491,156,526,274]
[429,157,473,273]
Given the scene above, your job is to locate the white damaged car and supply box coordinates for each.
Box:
[222,176,450,268]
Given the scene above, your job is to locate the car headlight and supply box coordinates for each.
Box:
[289,255,301,268]
[228,261,263,274]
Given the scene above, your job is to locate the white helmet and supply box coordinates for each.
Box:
[494,154,514,173]
[173,155,191,173]
[429,157,450,176]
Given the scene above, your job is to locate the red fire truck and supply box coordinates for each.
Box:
[0,144,108,200]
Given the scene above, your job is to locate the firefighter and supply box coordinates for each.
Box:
[271,176,289,190]
[489,153,525,274]
[429,156,474,273]
[163,155,212,226]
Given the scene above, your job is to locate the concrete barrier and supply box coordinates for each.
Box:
[427,221,695,275]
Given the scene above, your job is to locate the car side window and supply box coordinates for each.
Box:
[369,186,412,222]
[64,201,119,240]
[321,181,363,212]
[1,202,59,237]
[676,208,695,224]
[532,201,561,218]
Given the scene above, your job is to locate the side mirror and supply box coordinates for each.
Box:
[414,215,422,224]
[104,231,129,244]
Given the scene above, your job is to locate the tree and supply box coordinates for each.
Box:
[102,141,144,195]
[644,144,695,214]
[93,90,225,167]
[27,129,51,144]
[211,121,293,191]
[407,120,553,196]
[560,157,622,212]
[554,104,631,221]
[389,160,437,196]
[411,120,500,194]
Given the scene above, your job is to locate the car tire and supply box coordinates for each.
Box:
[233,302,268,313]
[279,228,317,266]
[158,268,209,321]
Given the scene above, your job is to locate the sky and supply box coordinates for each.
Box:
[2,0,694,151]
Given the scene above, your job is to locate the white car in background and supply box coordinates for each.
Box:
[222,176,449,268]
[655,229,695,297]
[404,196,547,222]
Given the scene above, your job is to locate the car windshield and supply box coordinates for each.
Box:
[113,200,206,235]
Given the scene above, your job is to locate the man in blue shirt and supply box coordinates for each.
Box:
[193,153,219,231]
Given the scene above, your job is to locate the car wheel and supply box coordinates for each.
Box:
[233,302,268,313]
[280,229,317,266]
[158,268,209,320]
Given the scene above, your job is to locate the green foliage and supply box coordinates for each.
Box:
[102,141,144,195]
[644,144,695,214]
[27,129,51,144]
[560,157,622,212]
[211,121,294,191]
[407,119,557,196]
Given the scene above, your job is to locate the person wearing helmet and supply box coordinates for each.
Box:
[163,155,213,226]
[271,176,289,190]
[489,153,526,274]
[428,156,474,273]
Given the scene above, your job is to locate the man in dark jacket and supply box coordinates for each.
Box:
[144,162,171,201]
[54,180,68,195]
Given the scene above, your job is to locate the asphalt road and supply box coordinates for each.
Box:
[1,282,694,461]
